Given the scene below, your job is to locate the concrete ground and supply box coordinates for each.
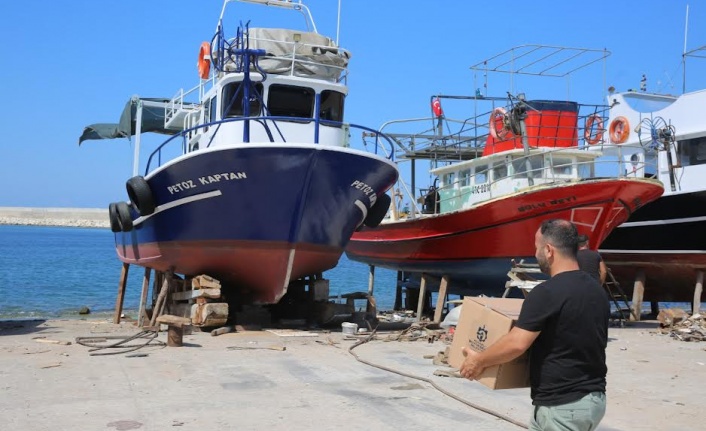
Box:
[0,318,704,431]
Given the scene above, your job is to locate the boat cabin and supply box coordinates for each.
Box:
[431,148,599,214]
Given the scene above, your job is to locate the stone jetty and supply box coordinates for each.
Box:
[0,207,109,229]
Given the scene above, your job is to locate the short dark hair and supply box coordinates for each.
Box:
[539,219,579,258]
[577,234,589,246]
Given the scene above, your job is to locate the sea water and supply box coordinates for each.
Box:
[0,225,398,319]
[0,225,698,320]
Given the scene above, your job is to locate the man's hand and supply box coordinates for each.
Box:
[460,346,485,380]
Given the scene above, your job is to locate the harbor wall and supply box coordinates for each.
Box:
[0,207,109,229]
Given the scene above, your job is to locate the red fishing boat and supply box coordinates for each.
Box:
[346,46,664,293]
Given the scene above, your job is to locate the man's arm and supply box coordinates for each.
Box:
[460,326,539,380]
[599,260,607,285]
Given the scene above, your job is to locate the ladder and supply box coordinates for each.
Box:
[603,268,636,326]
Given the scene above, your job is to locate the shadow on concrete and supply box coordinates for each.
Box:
[0,319,48,336]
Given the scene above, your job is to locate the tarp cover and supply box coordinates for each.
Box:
[78,97,179,145]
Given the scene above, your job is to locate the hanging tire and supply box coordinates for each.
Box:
[108,203,121,233]
[364,194,391,228]
[126,176,156,216]
[116,201,133,232]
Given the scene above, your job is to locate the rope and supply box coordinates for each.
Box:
[348,331,529,429]
[75,330,166,356]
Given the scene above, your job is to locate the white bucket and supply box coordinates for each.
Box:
[341,322,358,335]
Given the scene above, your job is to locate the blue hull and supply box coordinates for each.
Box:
[115,144,397,302]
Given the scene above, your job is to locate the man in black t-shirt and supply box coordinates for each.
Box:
[576,234,607,285]
[460,219,609,431]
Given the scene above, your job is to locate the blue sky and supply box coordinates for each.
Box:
[1,0,705,208]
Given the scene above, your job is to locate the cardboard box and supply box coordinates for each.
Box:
[448,297,530,390]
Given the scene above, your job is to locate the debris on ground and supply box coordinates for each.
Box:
[658,309,706,342]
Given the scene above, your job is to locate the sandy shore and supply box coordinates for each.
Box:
[0,318,703,430]
[0,207,108,228]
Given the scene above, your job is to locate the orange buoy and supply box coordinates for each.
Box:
[489,107,508,140]
[584,114,605,145]
[609,116,630,144]
[197,42,211,80]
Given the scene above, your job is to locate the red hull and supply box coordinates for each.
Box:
[347,178,663,278]
[116,240,341,303]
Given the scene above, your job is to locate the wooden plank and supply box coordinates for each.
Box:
[416,274,427,322]
[113,263,130,324]
[156,314,192,328]
[150,274,171,328]
[137,267,152,328]
[433,275,449,324]
[171,288,222,301]
[630,270,645,322]
[693,270,704,316]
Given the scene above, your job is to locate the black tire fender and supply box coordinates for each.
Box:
[364,193,391,228]
[115,201,133,232]
[108,202,121,233]
[126,176,156,216]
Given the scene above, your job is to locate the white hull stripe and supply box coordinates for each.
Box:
[134,190,222,226]
[354,199,368,227]
[619,215,706,228]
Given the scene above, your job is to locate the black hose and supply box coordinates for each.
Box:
[76,330,166,356]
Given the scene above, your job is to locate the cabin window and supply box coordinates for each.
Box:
[268,84,315,119]
[512,155,544,179]
[319,90,345,122]
[474,165,488,184]
[492,162,508,181]
[550,157,573,175]
[443,172,456,188]
[222,82,264,117]
[678,136,706,166]
[459,169,471,187]
[209,97,217,123]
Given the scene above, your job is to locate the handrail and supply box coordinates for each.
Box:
[144,116,395,174]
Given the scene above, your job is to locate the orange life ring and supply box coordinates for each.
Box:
[489,107,508,140]
[197,42,211,80]
[609,116,630,144]
[584,114,605,145]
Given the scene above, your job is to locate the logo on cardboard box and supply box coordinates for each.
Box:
[476,325,488,342]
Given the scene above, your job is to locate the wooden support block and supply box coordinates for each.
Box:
[191,274,221,290]
[433,275,450,324]
[693,270,704,316]
[113,263,130,324]
[150,273,172,328]
[630,270,645,322]
[171,288,222,301]
[191,303,229,327]
[156,314,192,347]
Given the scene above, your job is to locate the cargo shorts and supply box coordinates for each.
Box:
[529,391,606,431]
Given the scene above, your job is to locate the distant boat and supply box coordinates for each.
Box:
[594,88,706,302]
[79,0,398,303]
[346,98,663,293]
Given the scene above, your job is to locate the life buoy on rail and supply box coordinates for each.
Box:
[431,98,444,117]
[126,176,156,216]
[197,42,211,80]
[609,116,630,144]
[489,107,508,140]
[584,114,605,145]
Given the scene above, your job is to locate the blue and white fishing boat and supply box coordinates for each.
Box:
[79,0,398,303]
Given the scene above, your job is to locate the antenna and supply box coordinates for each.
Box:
[336,0,342,46]
[683,4,689,93]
